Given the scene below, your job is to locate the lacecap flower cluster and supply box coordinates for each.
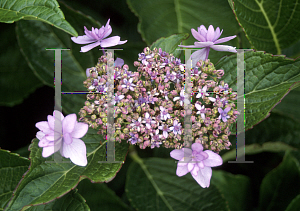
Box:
[79,47,239,153]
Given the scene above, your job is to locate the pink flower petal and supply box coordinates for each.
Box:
[45,131,61,142]
[38,137,53,147]
[210,44,237,53]
[80,41,101,52]
[194,41,214,48]
[170,149,184,160]
[100,36,121,48]
[191,28,206,42]
[35,121,52,134]
[36,131,45,141]
[42,142,61,157]
[191,163,200,176]
[176,165,189,177]
[64,132,73,145]
[71,122,88,138]
[202,150,223,167]
[206,25,215,41]
[178,44,196,48]
[48,115,63,132]
[53,110,64,120]
[213,27,222,42]
[224,107,231,113]
[62,114,77,134]
[118,40,127,45]
[188,162,195,172]
[102,26,112,39]
[191,48,207,67]
[192,166,212,188]
[191,143,203,152]
[178,156,191,166]
[214,35,236,44]
[199,25,207,38]
[71,35,96,44]
[61,138,87,166]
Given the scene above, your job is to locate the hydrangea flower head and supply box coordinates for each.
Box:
[170,143,222,188]
[80,49,239,152]
[71,19,127,52]
[35,110,88,166]
[179,25,237,67]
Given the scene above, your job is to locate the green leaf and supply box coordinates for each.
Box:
[211,171,252,211]
[127,0,250,63]
[285,194,300,211]
[15,2,103,114]
[0,23,43,106]
[5,128,129,211]
[0,149,29,211]
[0,0,77,36]
[12,145,31,158]
[222,142,298,162]
[25,189,90,211]
[259,151,300,211]
[272,86,300,122]
[231,0,300,55]
[215,51,300,132]
[150,33,189,58]
[126,156,230,211]
[77,179,132,211]
[244,113,300,148]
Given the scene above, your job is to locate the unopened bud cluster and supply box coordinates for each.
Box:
[79,48,239,153]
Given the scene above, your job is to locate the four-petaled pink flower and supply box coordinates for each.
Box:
[196,85,209,99]
[179,25,237,67]
[173,90,185,106]
[35,110,88,166]
[170,143,222,188]
[195,104,206,120]
[71,19,127,52]
[160,106,171,121]
[218,107,231,122]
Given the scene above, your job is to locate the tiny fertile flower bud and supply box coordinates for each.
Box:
[134,61,140,67]
[233,110,240,115]
[180,110,186,117]
[201,73,208,79]
[123,64,129,70]
[123,128,129,134]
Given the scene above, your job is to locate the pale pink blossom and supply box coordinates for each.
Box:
[35,110,88,166]
[170,143,222,188]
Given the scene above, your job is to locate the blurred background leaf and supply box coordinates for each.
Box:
[0,23,43,107]
[259,151,300,211]
[77,179,132,211]
[231,0,300,55]
[25,189,90,211]
[0,0,77,36]
[126,157,230,211]
[0,149,29,210]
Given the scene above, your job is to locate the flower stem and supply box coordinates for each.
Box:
[102,48,105,55]
[128,145,141,163]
